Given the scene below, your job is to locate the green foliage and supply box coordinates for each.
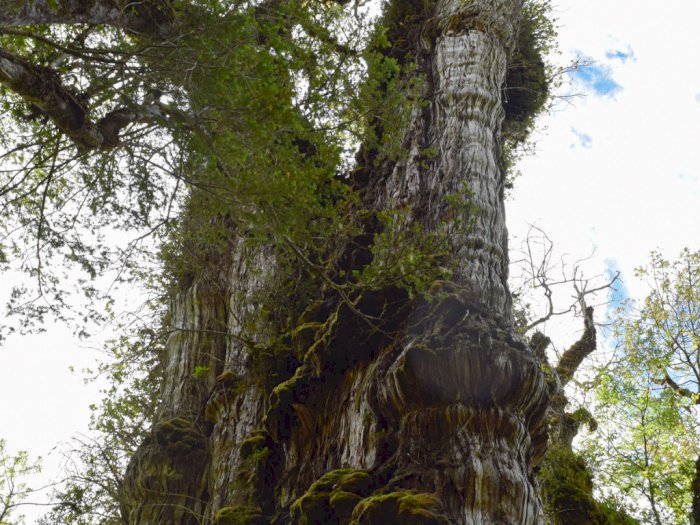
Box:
[193,365,210,379]
[583,249,700,525]
[539,445,638,525]
[502,0,558,187]
[357,207,451,298]
[0,439,41,525]
[0,0,376,339]
[40,320,166,524]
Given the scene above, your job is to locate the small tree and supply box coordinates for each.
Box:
[0,439,41,525]
[587,249,700,525]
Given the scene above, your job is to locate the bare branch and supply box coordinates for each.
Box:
[512,225,619,333]
[556,305,596,387]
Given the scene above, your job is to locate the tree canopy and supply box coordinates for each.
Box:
[0,1,559,523]
[585,249,700,525]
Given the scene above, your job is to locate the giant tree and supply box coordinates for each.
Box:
[0,0,555,523]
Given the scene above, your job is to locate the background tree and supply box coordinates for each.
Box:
[0,439,41,525]
[39,329,164,525]
[509,227,634,524]
[584,249,700,525]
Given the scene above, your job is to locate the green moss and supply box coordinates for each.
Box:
[335,471,373,495]
[153,417,203,453]
[290,491,332,525]
[214,505,269,525]
[239,430,273,460]
[231,428,279,517]
[329,491,362,520]
[265,366,308,441]
[205,372,247,424]
[217,369,238,383]
[289,469,375,525]
[290,473,448,525]
[350,491,449,525]
[539,446,638,525]
[205,398,225,424]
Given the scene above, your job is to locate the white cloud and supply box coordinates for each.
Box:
[509,0,700,345]
[569,58,622,97]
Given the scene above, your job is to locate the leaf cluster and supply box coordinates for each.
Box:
[583,249,700,525]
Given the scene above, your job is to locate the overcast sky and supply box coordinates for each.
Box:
[2,1,700,521]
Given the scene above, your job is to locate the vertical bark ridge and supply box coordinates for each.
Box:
[120,1,550,523]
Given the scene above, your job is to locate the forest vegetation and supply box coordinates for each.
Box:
[0,0,698,524]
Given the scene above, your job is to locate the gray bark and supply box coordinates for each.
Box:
[0,46,176,151]
[0,0,173,36]
[118,0,550,523]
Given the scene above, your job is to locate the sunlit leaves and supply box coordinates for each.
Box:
[585,249,700,525]
[0,438,41,525]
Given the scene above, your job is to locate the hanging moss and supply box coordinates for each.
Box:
[502,0,554,143]
[234,428,278,512]
[501,0,556,190]
[214,505,269,525]
[539,445,638,525]
[239,430,274,461]
[153,417,204,454]
[502,25,548,147]
[350,490,449,525]
[289,469,375,525]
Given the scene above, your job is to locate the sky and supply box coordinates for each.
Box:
[2,0,700,522]
[508,0,700,349]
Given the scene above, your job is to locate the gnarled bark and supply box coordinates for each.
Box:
[119,1,550,524]
[535,310,637,525]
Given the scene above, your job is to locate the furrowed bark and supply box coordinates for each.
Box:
[537,309,638,525]
[120,1,550,524]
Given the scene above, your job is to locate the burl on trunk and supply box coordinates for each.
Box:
[120,1,549,523]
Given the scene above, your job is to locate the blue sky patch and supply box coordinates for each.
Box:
[571,128,592,149]
[570,61,622,97]
[695,92,700,103]
[603,260,629,344]
[606,47,635,63]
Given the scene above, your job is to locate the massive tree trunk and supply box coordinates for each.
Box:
[118,1,549,523]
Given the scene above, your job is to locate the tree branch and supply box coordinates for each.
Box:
[555,304,596,387]
[0,0,174,37]
[658,372,700,404]
[0,47,175,150]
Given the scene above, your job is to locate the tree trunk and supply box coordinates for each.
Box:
[692,456,700,525]
[119,1,549,523]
